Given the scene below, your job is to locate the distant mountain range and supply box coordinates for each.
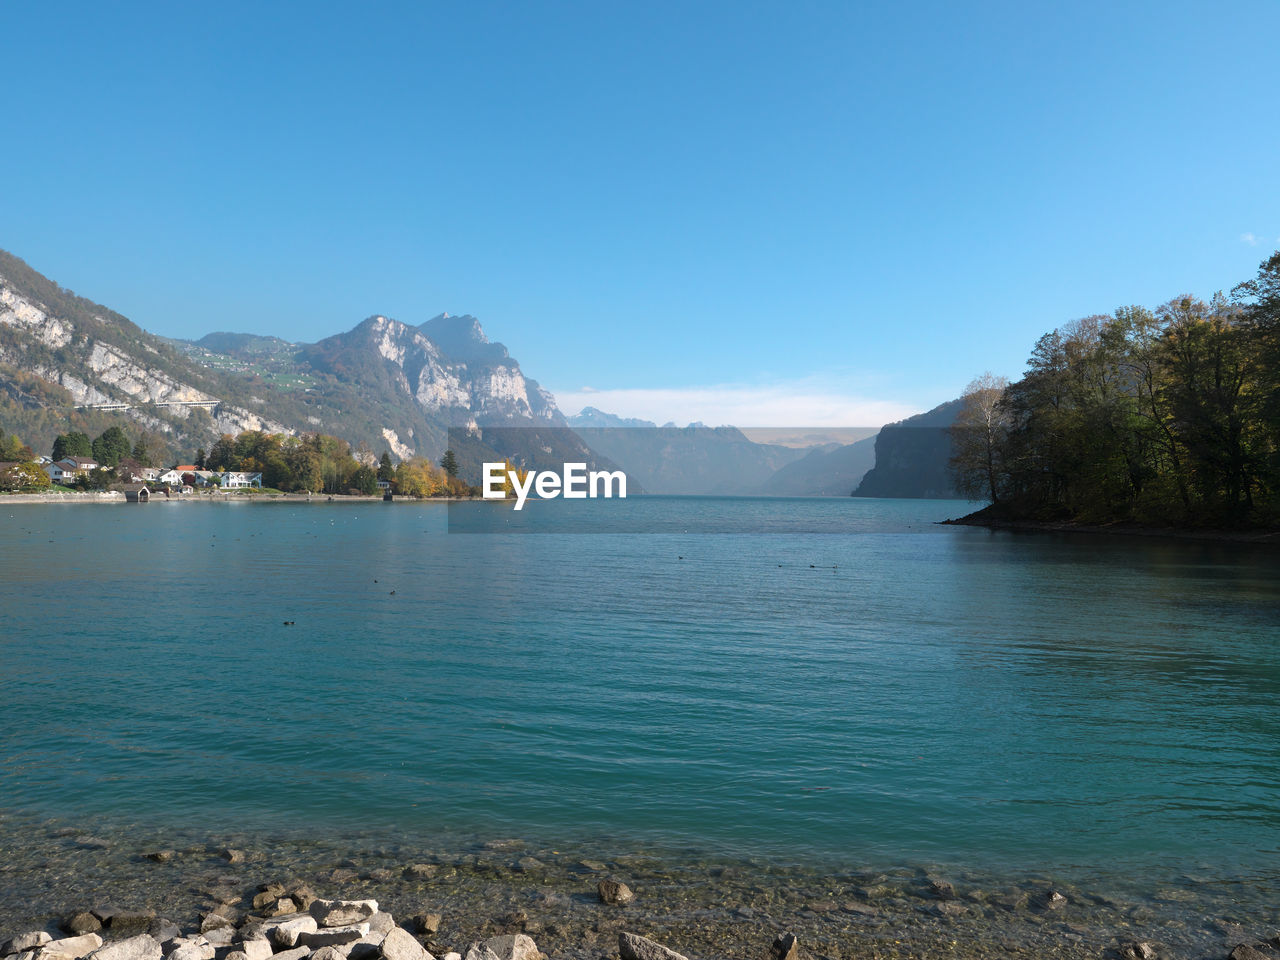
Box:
[0,246,967,497]
[0,248,599,475]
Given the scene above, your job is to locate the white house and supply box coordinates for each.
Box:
[220,471,263,489]
[43,457,98,484]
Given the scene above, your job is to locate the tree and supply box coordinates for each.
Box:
[949,373,1010,503]
[440,448,458,478]
[0,461,51,492]
[52,432,92,461]
[194,447,207,470]
[92,426,132,468]
[207,434,236,471]
[0,429,32,462]
[352,465,378,495]
[378,452,394,481]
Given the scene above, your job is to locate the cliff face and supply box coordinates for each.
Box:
[852,399,965,499]
[0,259,292,446]
[0,249,573,463]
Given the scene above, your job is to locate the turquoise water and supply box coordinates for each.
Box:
[1,497,1278,885]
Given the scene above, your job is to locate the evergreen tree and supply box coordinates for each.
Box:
[378,451,394,481]
[440,448,458,478]
[52,432,92,461]
[92,426,132,468]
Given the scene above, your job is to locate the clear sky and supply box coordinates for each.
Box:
[3,2,1278,426]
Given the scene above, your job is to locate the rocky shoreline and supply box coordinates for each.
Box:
[940,510,1280,544]
[1,823,1277,960]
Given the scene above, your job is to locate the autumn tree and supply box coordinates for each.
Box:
[949,373,1010,503]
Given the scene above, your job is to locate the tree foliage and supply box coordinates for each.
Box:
[961,253,1280,527]
[52,431,92,461]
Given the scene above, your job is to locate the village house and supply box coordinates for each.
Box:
[42,456,99,484]
[220,471,263,488]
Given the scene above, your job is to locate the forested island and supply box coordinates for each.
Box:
[948,252,1280,532]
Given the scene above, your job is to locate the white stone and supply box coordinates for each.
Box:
[378,929,431,960]
[41,935,104,959]
[87,934,162,960]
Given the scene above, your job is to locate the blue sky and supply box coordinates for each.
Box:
[4,2,1278,426]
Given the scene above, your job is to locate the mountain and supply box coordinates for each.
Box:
[567,410,809,495]
[754,433,878,496]
[0,248,586,473]
[851,399,965,498]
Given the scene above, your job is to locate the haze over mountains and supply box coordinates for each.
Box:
[0,247,963,496]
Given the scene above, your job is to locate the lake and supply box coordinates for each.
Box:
[1,496,1277,953]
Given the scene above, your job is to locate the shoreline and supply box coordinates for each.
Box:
[0,492,478,505]
[0,816,1275,960]
[941,510,1280,545]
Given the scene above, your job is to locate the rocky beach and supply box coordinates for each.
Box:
[1,817,1277,960]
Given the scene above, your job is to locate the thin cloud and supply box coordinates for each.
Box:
[1241,232,1262,246]
[550,380,921,429]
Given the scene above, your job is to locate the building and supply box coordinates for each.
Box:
[43,457,99,484]
[220,471,263,489]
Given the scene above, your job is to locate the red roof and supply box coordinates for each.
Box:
[173,465,199,472]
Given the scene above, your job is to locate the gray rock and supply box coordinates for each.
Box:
[1042,890,1068,911]
[597,879,634,905]
[463,937,537,960]
[311,949,349,960]
[145,922,179,945]
[513,858,544,875]
[1119,943,1158,960]
[402,865,436,880]
[166,940,214,960]
[408,916,441,937]
[236,942,272,960]
[199,913,233,935]
[768,934,798,960]
[267,917,319,949]
[221,850,245,865]
[310,902,378,929]
[929,880,957,900]
[4,934,53,955]
[145,851,175,864]
[618,933,687,960]
[299,926,370,949]
[14,952,37,960]
[252,888,286,910]
[222,953,248,960]
[63,915,102,937]
[441,954,460,960]
[289,887,319,911]
[366,915,395,940]
[88,935,162,960]
[196,930,231,950]
[1229,947,1271,960]
[270,949,312,960]
[42,935,104,959]
[379,929,431,960]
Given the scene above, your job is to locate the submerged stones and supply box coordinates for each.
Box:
[461,935,539,960]
[61,916,100,938]
[596,879,634,905]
